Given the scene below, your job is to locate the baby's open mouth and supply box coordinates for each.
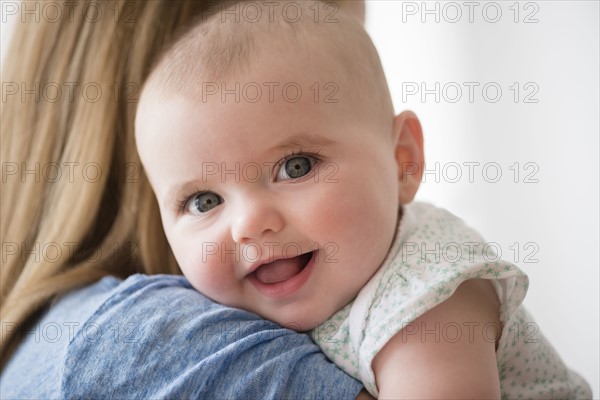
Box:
[253,251,314,284]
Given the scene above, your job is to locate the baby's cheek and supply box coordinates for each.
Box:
[306,184,366,259]
[308,185,353,234]
[313,172,386,234]
[174,242,232,296]
[191,255,233,292]
[312,168,396,268]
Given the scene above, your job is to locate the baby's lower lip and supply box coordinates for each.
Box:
[248,251,316,299]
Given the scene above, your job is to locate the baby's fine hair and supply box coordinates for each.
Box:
[143,0,394,127]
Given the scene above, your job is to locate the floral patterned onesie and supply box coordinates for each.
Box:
[311,202,591,399]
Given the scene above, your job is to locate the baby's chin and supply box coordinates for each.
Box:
[253,300,349,333]
[253,275,374,332]
[194,288,336,332]
[268,315,328,333]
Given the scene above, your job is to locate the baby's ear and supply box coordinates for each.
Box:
[393,111,424,204]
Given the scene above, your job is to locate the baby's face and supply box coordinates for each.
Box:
[136,55,401,330]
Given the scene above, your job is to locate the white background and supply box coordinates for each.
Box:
[365,1,598,396]
[2,0,598,397]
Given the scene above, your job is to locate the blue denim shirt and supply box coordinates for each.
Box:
[1,274,362,399]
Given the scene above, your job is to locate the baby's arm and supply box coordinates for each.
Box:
[372,279,502,399]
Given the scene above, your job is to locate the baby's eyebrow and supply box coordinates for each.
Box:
[269,133,337,153]
[164,134,336,210]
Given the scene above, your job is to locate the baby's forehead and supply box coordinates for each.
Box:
[139,1,394,132]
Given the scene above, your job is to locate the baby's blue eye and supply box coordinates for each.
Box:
[188,192,222,214]
[278,156,313,180]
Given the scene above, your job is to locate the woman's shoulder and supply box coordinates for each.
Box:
[62,274,363,399]
[65,273,219,325]
[4,273,363,399]
[55,273,202,333]
[0,274,188,399]
[65,273,271,355]
[91,272,192,296]
[109,272,192,290]
[81,273,263,329]
[2,273,248,398]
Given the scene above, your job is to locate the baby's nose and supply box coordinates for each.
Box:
[231,195,284,243]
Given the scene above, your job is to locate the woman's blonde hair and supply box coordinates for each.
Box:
[0,0,215,370]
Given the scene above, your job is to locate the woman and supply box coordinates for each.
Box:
[0,1,371,398]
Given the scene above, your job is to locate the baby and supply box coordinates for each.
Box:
[135,1,591,398]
